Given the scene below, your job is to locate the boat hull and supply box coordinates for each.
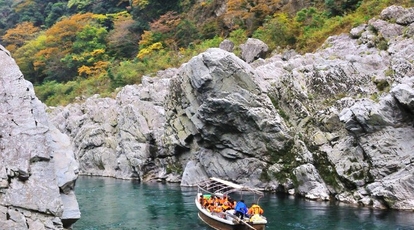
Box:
[198,211,266,230]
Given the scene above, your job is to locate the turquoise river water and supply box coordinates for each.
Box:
[72,176,414,230]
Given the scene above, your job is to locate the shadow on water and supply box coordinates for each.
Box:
[73,177,414,230]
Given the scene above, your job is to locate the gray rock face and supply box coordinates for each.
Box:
[47,5,414,210]
[219,39,234,52]
[163,48,291,187]
[49,71,174,181]
[253,5,414,209]
[240,38,269,63]
[0,45,80,229]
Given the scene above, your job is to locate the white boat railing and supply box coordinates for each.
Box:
[197,177,264,197]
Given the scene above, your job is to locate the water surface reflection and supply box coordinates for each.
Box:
[73,177,414,230]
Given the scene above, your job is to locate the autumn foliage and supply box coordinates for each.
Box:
[1,0,413,106]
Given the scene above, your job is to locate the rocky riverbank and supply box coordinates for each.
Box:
[1,7,413,230]
[49,5,414,210]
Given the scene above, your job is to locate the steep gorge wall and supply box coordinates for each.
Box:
[0,45,80,229]
[48,6,414,210]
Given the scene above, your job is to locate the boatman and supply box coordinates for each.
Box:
[234,200,248,219]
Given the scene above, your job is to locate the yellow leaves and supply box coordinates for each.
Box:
[91,49,105,56]
[136,48,151,59]
[131,0,149,9]
[78,61,109,76]
[136,42,163,59]
[110,11,132,20]
[92,14,109,22]
[78,65,92,75]
[139,30,154,47]
[179,47,186,54]
[14,0,35,13]
[150,42,163,50]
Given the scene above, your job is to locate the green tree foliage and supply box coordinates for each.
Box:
[61,24,109,77]
[108,60,143,87]
[174,19,199,47]
[44,2,69,27]
[0,0,17,34]
[14,0,52,27]
[13,34,47,84]
[68,0,130,14]
[253,14,298,51]
[130,0,181,33]
[4,0,414,106]
[325,0,362,16]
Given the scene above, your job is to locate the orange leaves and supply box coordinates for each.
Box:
[224,0,281,33]
[45,13,95,50]
[2,22,40,52]
[150,11,181,34]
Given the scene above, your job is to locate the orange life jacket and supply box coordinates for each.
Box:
[214,205,223,213]
[248,204,263,215]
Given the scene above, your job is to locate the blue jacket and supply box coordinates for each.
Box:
[235,201,248,214]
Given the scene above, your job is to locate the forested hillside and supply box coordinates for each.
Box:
[0,0,412,105]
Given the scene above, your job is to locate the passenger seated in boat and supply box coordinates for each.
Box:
[247,203,264,215]
[205,195,214,209]
[234,200,248,219]
[222,197,232,211]
[229,198,236,209]
[213,204,224,216]
[199,195,205,205]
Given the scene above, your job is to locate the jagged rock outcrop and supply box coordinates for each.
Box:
[49,70,175,181]
[253,4,414,208]
[163,48,291,188]
[0,45,80,229]
[48,5,414,210]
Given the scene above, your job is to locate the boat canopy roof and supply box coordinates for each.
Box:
[197,177,264,197]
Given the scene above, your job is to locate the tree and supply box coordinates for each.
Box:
[224,0,277,35]
[129,0,181,33]
[2,21,40,52]
[174,19,199,47]
[106,12,140,58]
[150,11,181,34]
[61,24,109,77]
[67,0,130,14]
[44,2,69,27]
[0,0,18,35]
[31,13,100,82]
[13,34,47,84]
[325,0,361,16]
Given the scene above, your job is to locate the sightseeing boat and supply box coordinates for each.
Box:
[195,177,267,230]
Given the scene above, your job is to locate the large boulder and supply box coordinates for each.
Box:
[163,48,291,187]
[0,45,80,229]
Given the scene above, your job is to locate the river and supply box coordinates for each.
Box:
[72,176,414,230]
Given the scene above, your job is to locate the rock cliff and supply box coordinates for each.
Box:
[0,45,80,229]
[48,5,414,210]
